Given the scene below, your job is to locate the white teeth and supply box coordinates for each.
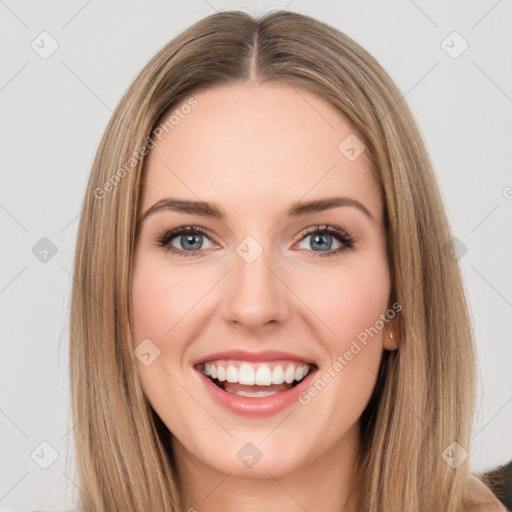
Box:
[226,365,238,383]
[284,365,295,384]
[272,365,285,384]
[255,366,272,386]
[216,365,226,381]
[226,389,279,397]
[202,361,312,386]
[238,363,256,385]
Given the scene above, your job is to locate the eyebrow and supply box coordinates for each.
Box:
[138,196,375,224]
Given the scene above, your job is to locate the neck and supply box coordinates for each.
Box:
[172,422,362,512]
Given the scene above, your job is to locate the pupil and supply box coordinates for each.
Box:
[312,234,332,251]
[182,233,202,250]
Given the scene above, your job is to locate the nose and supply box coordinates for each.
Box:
[220,243,291,333]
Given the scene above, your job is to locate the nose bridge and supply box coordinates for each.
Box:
[222,232,289,329]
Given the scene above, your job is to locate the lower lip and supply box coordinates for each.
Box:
[195,368,317,417]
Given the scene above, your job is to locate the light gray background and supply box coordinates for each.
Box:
[1,0,511,510]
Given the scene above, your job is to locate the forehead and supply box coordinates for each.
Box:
[142,80,381,220]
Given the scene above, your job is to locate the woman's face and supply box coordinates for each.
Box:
[131,80,397,480]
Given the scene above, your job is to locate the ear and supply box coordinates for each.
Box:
[383,319,398,351]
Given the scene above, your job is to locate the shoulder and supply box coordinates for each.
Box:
[466,475,508,511]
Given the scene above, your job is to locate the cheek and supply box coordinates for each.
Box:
[131,261,200,348]
[336,266,390,339]
[130,261,200,419]
[291,257,391,346]
[130,261,198,425]
[294,265,390,431]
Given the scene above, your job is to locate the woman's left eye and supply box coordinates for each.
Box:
[293,224,355,257]
[155,224,355,258]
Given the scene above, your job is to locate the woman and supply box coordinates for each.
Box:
[66,9,507,512]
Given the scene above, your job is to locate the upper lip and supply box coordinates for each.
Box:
[193,349,318,366]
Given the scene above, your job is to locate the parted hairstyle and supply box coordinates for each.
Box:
[68,9,497,511]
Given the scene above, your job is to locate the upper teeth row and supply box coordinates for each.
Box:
[203,362,310,386]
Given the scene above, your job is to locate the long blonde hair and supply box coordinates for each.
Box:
[69,10,491,511]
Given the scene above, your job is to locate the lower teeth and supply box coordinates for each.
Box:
[206,374,307,396]
[225,389,279,397]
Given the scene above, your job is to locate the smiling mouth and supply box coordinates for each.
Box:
[195,360,317,397]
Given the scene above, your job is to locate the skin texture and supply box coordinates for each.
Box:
[131,80,398,512]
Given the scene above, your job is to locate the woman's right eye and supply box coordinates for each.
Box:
[155,226,216,257]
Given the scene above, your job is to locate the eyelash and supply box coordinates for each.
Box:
[154,224,356,258]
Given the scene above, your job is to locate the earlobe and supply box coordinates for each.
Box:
[383,325,399,351]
